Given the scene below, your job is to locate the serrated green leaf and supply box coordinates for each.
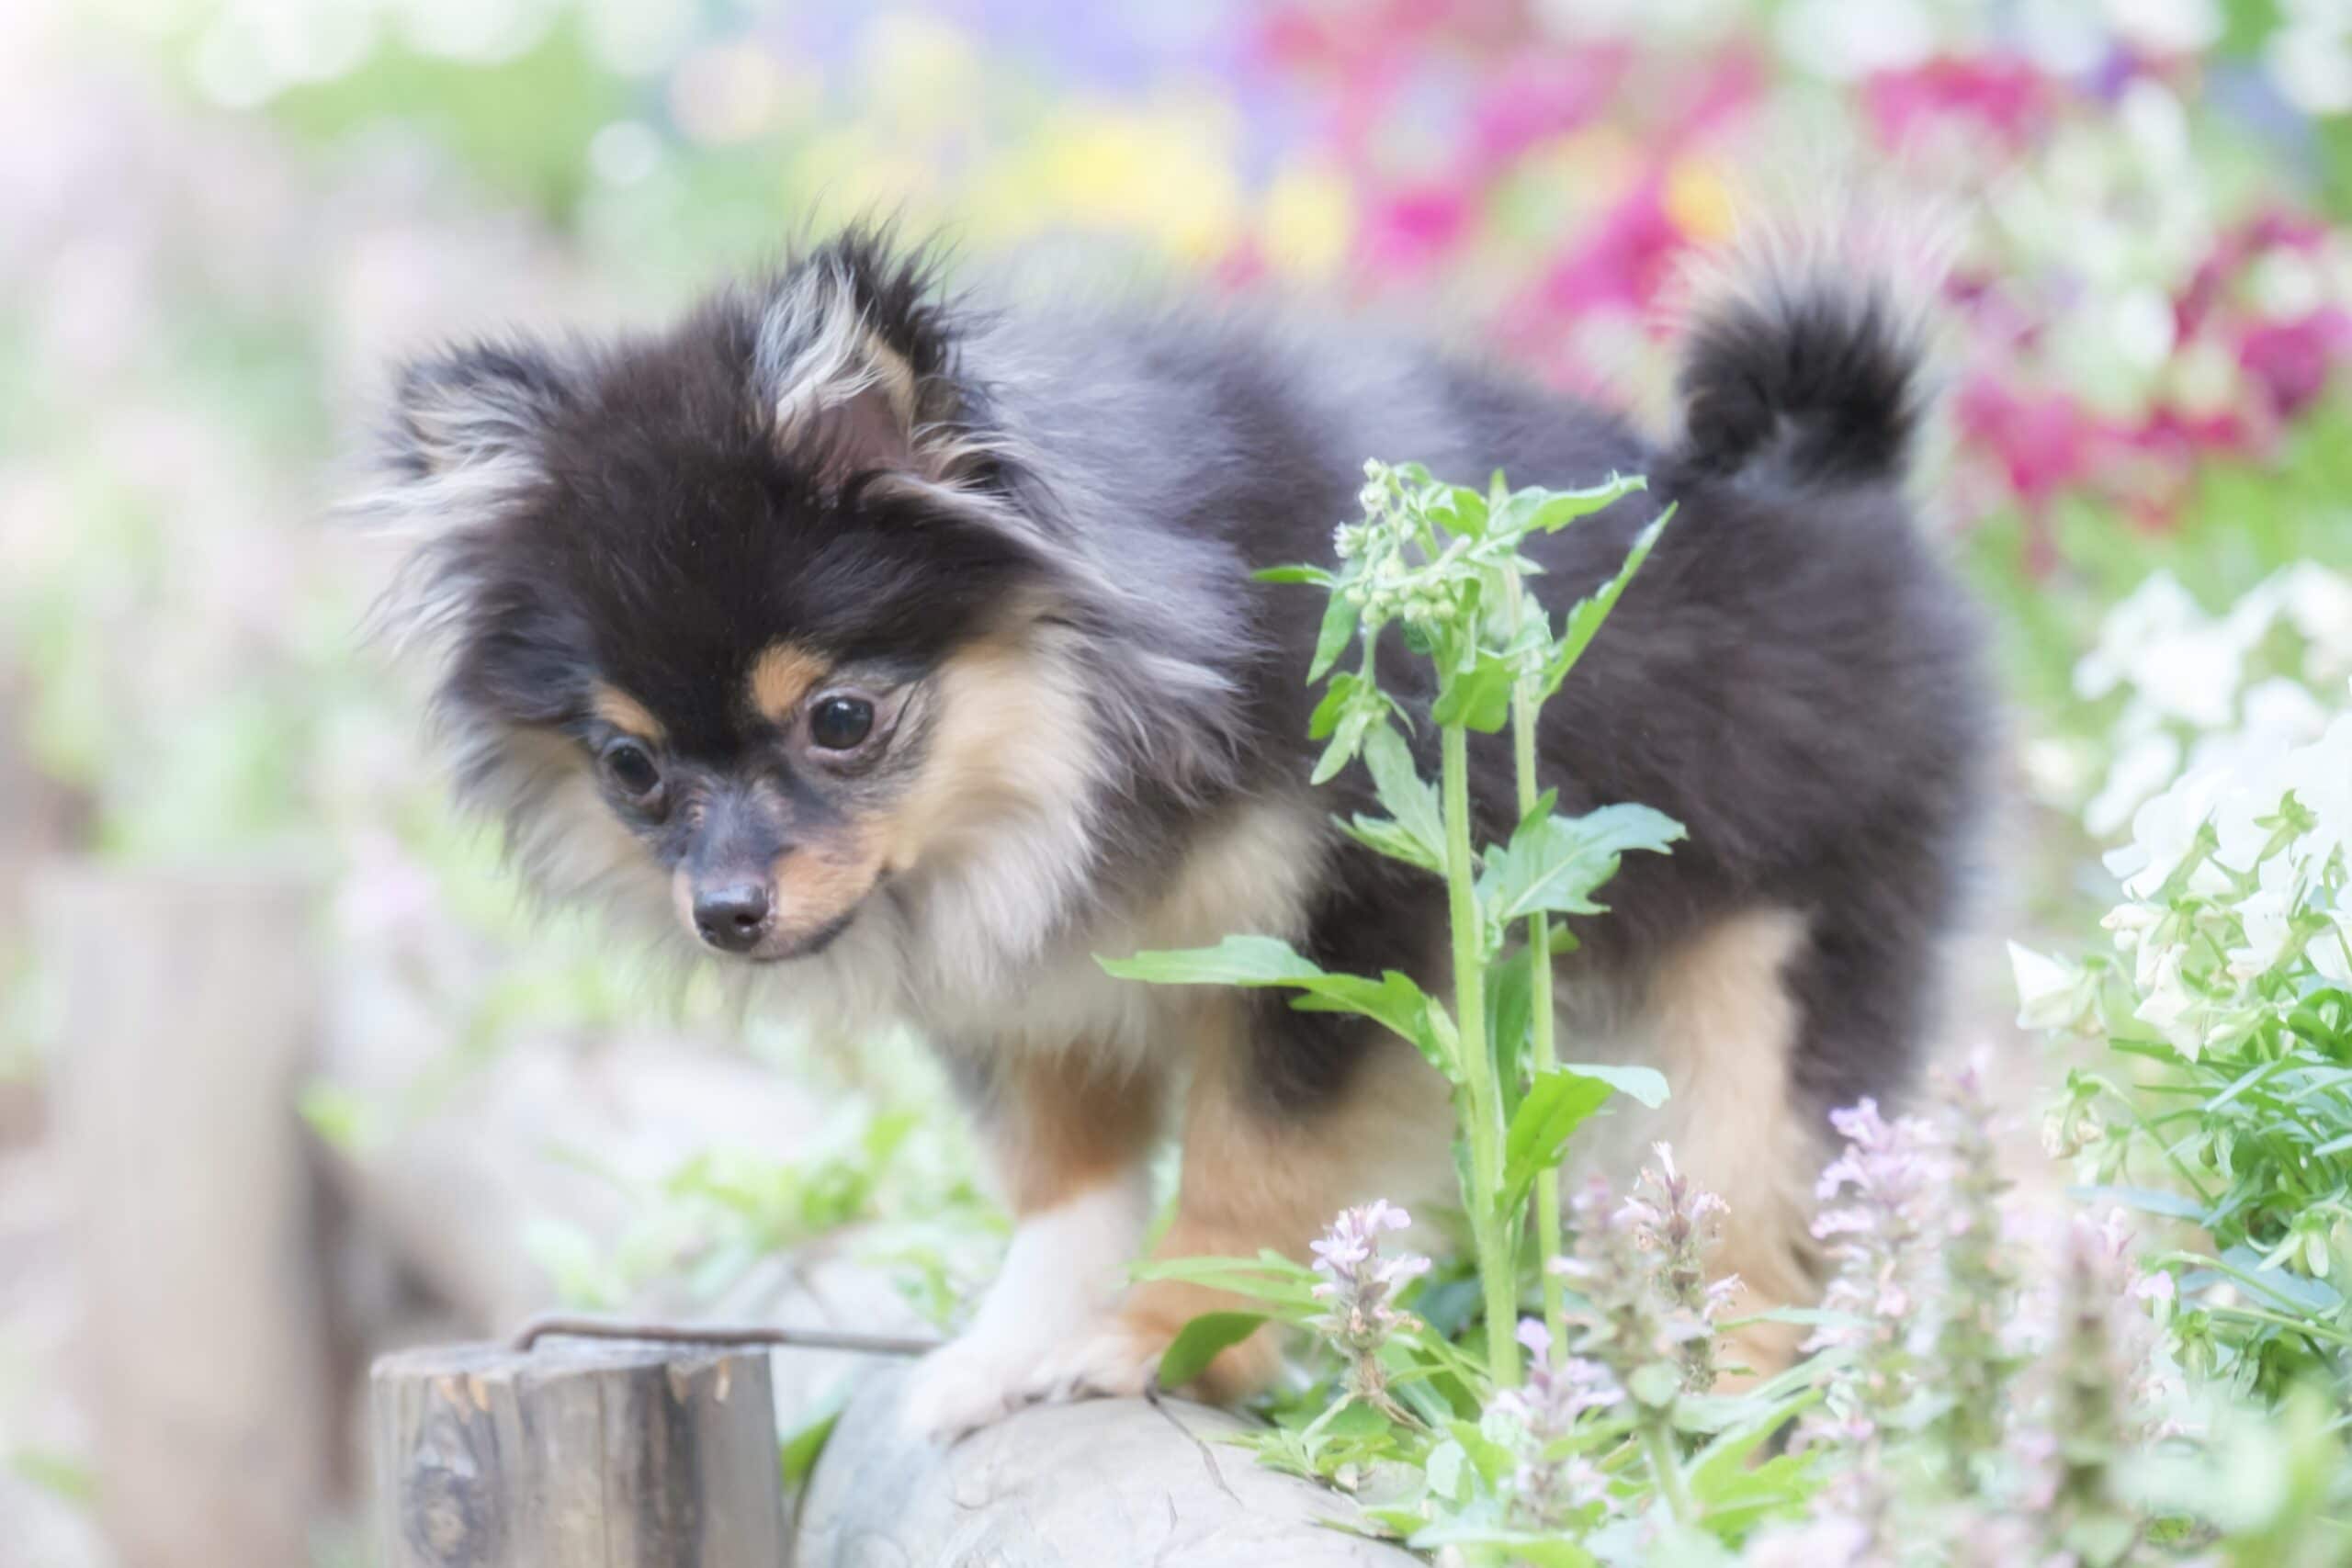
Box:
[1158,1311,1268,1389]
[1432,483,1490,540]
[1362,723,1443,865]
[1488,945,1537,1105]
[1100,936,1440,1060]
[1336,814,1442,874]
[1478,804,1685,926]
[1515,785,1560,839]
[1099,933,1330,987]
[1312,699,1377,784]
[1557,1061,1670,1109]
[1687,1386,1823,1495]
[1306,674,1354,740]
[1543,507,1672,696]
[1628,1359,1683,1408]
[1308,589,1359,683]
[1424,1438,1468,1504]
[1289,970,1445,1061]
[1502,1067,1617,1208]
[1443,1419,1518,1485]
[1431,651,1516,732]
[1524,472,1647,534]
[1308,672,1404,782]
[1132,1253,1324,1314]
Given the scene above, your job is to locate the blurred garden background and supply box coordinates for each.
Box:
[3,0,2350,1563]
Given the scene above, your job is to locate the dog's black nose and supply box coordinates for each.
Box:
[692,883,772,952]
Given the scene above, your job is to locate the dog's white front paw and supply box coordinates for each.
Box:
[899,1331,1043,1440]
[1023,1318,1161,1405]
[899,1177,1157,1440]
[898,1316,1165,1440]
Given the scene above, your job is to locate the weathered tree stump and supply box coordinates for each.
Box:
[796,1366,1423,1567]
[371,1338,788,1568]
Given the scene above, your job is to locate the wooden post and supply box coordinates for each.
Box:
[371,1338,788,1568]
[43,863,330,1568]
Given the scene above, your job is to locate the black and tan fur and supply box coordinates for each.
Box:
[360,222,1990,1434]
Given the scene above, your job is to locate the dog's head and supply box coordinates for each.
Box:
[364,234,1117,964]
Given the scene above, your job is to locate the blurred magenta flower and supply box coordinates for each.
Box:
[1536,174,1687,317]
[1464,49,1621,174]
[1358,183,1471,275]
[2238,308,2352,419]
[1956,374,2107,513]
[1863,54,2049,149]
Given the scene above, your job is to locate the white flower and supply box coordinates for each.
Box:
[2282,709,2352,869]
[2313,913,2352,987]
[2075,570,2202,703]
[2084,728,2181,837]
[2132,944,2205,1057]
[2278,563,2352,682]
[2107,768,2222,897]
[2010,942,2094,1032]
[2225,857,2304,984]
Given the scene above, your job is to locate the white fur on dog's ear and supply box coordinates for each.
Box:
[387,342,571,484]
[351,342,571,654]
[751,236,1001,497]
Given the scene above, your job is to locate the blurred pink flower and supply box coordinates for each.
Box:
[1957,374,2106,509]
[1536,174,1687,317]
[1464,50,1622,174]
[1358,183,1471,276]
[2238,308,2352,420]
[1863,54,2048,149]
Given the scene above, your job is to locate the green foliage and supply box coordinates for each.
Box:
[2018,671,2352,1404]
[1108,460,1679,1392]
[1104,464,2352,1561]
[262,23,627,220]
[1158,1312,1273,1388]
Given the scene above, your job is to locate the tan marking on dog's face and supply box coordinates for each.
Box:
[746,643,830,727]
[591,683,665,744]
[768,829,887,945]
[879,624,1097,877]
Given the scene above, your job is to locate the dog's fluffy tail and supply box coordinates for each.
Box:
[1665,195,1952,491]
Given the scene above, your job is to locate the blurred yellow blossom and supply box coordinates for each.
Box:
[1662,156,1735,243]
[1261,164,1353,279]
[976,92,1243,261]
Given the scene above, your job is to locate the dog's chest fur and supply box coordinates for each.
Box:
[774,795,1330,1067]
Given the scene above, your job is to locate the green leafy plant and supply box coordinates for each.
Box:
[2018,669,2352,1405]
[1103,459,1680,1387]
[1089,475,2352,1562]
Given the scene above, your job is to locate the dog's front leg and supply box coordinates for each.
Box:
[1028,999,1455,1408]
[899,1049,1161,1439]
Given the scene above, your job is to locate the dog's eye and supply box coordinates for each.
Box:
[809,695,875,751]
[600,739,662,801]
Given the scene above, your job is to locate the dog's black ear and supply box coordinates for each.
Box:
[385,341,571,485]
[753,231,981,490]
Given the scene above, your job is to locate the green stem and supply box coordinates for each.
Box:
[1443,720,1519,1388]
[1505,574,1566,1367]
[1642,1416,1693,1528]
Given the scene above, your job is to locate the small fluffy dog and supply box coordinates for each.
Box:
[365,222,1989,1436]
